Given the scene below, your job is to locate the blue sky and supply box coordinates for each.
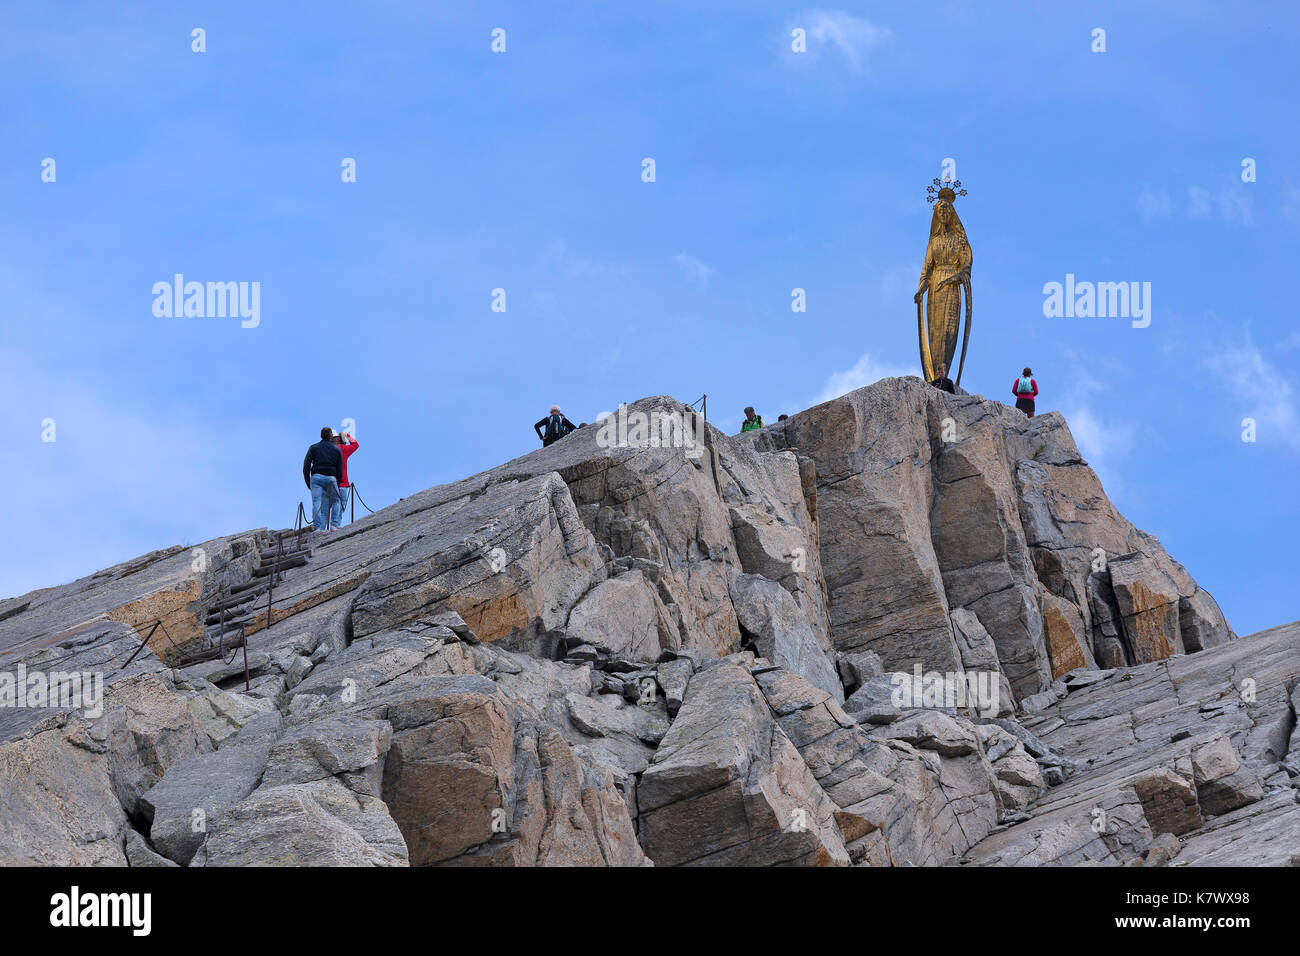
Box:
[3,2,1297,636]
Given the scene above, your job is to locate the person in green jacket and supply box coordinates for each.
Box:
[740,407,764,433]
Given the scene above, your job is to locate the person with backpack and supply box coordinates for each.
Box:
[302,426,343,531]
[535,405,577,447]
[330,430,359,528]
[1012,367,1039,417]
[740,407,764,433]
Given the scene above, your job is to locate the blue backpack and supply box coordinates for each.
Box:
[546,415,571,440]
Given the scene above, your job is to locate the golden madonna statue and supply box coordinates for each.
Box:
[914,179,972,386]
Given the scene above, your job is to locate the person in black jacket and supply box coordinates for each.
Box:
[303,426,343,531]
[929,362,956,394]
[534,405,577,447]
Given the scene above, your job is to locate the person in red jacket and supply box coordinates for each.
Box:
[330,430,359,527]
[1012,367,1039,417]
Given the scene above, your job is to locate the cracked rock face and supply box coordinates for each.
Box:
[0,379,1286,867]
[961,620,1300,866]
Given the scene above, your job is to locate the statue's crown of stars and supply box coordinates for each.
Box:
[926,177,968,203]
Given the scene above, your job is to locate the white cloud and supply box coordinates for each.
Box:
[4,349,299,599]
[673,251,714,280]
[1186,184,1254,226]
[1282,185,1300,226]
[1206,338,1299,450]
[1069,366,1107,397]
[1136,183,1252,226]
[1054,402,1137,499]
[1136,184,1172,223]
[1045,352,1138,491]
[799,9,892,69]
[1217,188,1254,225]
[547,238,625,279]
[876,260,920,298]
[1060,404,1136,463]
[1187,185,1213,219]
[813,352,912,405]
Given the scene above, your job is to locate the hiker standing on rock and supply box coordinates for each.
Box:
[740,407,764,433]
[303,426,343,531]
[930,362,956,394]
[330,430,359,528]
[535,405,577,447]
[1012,367,1039,417]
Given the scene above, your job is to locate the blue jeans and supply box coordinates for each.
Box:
[331,485,350,528]
[310,474,340,530]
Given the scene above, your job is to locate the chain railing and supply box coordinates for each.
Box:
[348,484,376,524]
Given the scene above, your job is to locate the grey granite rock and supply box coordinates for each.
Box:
[0,381,1275,868]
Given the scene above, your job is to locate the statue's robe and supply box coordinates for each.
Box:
[919,231,971,375]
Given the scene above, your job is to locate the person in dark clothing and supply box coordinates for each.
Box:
[535,405,577,447]
[303,426,343,531]
[1012,366,1039,417]
[929,362,956,394]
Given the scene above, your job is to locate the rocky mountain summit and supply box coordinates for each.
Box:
[3,377,1296,867]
